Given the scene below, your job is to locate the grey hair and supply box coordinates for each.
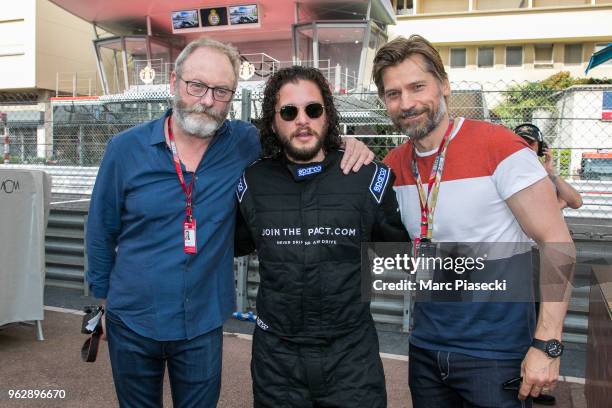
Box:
[174,38,241,87]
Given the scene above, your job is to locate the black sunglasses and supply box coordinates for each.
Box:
[276,103,325,121]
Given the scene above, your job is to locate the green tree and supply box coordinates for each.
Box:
[492,72,612,128]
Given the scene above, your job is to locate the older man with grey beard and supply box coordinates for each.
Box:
[86,37,375,408]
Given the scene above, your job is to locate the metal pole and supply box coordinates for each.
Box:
[83,214,89,297]
[121,37,130,92]
[73,73,77,97]
[146,15,153,36]
[358,22,371,92]
[402,290,412,333]
[345,67,348,91]
[241,89,252,122]
[36,321,44,341]
[334,64,341,93]
[20,133,24,162]
[235,256,249,311]
[3,116,9,163]
[78,125,84,166]
[93,40,109,95]
[313,24,319,69]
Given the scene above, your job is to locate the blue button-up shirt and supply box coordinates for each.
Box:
[86,109,260,340]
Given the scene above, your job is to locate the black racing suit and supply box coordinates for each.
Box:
[235,150,409,408]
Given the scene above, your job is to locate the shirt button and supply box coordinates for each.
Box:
[185,298,190,303]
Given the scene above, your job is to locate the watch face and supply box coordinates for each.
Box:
[545,340,564,357]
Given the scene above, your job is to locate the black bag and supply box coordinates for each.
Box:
[81,305,104,362]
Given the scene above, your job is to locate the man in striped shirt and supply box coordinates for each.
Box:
[373,35,575,408]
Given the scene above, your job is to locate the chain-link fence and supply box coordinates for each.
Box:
[1,81,611,218]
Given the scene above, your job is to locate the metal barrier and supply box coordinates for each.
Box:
[2,163,610,221]
[41,205,609,344]
[240,246,607,344]
[45,209,88,294]
[0,164,97,195]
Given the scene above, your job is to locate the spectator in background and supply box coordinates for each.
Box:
[514,124,583,210]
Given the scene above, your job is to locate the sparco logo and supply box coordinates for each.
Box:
[373,168,388,192]
[256,317,269,331]
[297,165,322,177]
[0,179,20,194]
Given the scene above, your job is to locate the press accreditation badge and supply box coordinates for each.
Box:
[415,239,437,258]
[414,239,436,283]
[183,219,197,254]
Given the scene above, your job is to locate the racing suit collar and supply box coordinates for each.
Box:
[283,150,339,182]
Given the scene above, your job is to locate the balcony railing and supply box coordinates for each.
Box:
[56,53,364,98]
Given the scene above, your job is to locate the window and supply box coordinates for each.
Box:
[594,43,612,66]
[534,44,553,68]
[564,44,582,65]
[395,0,414,15]
[8,127,38,163]
[506,46,523,67]
[478,47,494,68]
[450,48,466,68]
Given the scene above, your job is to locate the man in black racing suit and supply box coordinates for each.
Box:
[235,66,410,407]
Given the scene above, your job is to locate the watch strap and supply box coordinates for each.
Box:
[531,338,547,352]
[531,338,563,358]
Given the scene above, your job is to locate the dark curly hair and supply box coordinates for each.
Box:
[259,66,342,158]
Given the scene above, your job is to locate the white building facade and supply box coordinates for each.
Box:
[389,0,612,83]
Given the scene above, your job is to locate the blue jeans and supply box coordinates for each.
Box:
[408,344,531,408]
[105,311,222,408]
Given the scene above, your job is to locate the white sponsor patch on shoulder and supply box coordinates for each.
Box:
[236,173,248,203]
[256,317,269,331]
[369,163,390,203]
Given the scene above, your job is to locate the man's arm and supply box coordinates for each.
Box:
[235,206,255,257]
[505,177,576,401]
[371,171,411,242]
[543,148,582,209]
[340,137,375,174]
[551,175,583,209]
[99,298,107,340]
[86,139,124,300]
[234,171,256,257]
[556,196,568,210]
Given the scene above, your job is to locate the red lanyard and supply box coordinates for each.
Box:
[167,115,195,223]
[411,121,454,243]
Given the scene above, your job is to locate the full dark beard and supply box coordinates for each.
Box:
[392,94,447,141]
[280,127,325,162]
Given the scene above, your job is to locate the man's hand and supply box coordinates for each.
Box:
[100,299,107,341]
[340,137,375,174]
[542,148,555,176]
[518,347,560,400]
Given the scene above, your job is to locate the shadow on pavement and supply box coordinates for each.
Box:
[0,310,582,407]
